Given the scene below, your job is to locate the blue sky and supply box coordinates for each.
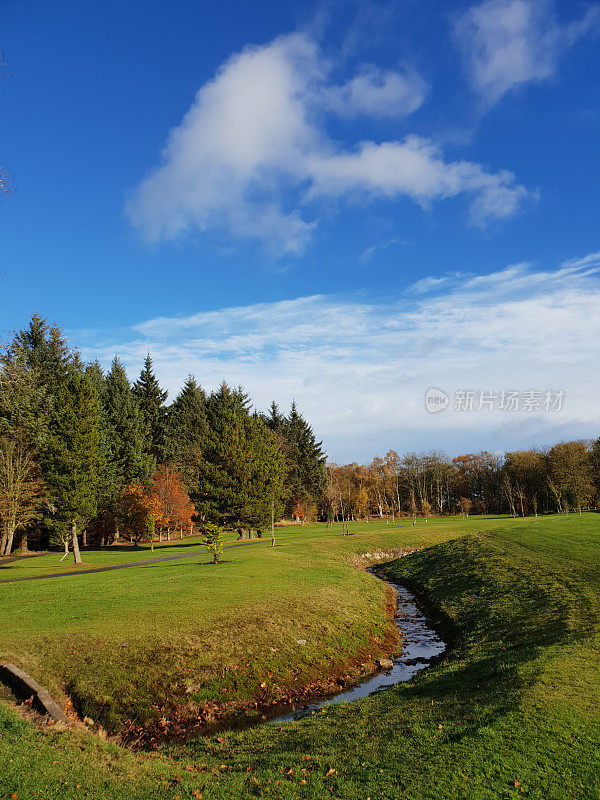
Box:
[1,0,599,461]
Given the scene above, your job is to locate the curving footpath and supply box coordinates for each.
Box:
[0,538,267,585]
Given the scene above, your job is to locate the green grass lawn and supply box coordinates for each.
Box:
[1,514,599,799]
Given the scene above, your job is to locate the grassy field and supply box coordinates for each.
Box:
[0,514,599,798]
[0,519,460,734]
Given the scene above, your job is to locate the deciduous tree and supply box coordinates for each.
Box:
[0,433,45,555]
[151,465,195,535]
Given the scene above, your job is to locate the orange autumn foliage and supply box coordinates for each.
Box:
[151,465,195,530]
[117,482,167,543]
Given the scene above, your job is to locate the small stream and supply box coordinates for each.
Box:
[157,574,446,745]
[268,576,446,725]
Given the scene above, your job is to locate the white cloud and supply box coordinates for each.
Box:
[321,64,428,118]
[77,251,600,462]
[306,136,529,226]
[127,32,530,255]
[455,0,599,107]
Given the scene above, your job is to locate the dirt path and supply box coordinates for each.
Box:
[0,539,267,585]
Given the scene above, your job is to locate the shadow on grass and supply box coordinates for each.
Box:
[152,560,234,568]
[92,540,206,553]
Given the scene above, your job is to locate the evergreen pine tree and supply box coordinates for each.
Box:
[245,414,286,530]
[7,312,51,373]
[43,373,100,563]
[105,357,153,487]
[205,381,251,419]
[3,316,88,545]
[196,393,285,531]
[10,316,80,391]
[164,375,209,489]
[133,354,168,463]
[264,400,285,432]
[3,314,79,447]
[281,401,326,517]
[85,361,119,514]
[0,357,46,445]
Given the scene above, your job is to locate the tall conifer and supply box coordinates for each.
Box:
[105,357,153,486]
[43,374,100,563]
[133,354,167,462]
[164,375,208,488]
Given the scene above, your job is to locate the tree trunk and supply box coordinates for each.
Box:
[189,524,193,537]
[72,521,82,564]
[20,530,28,554]
[167,528,171,541]
[159,530,162,542]
[179,526,183,539]
[82,528,87,547]
[5,522,16,556]
[0,527,8,556]
[271,493,275,547]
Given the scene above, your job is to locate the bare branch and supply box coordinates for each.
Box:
[0,166,13,197]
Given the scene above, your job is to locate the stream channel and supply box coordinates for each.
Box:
[267,574,446,726]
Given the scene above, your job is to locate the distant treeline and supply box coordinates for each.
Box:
[327,445,600,521]
[0,314,326,559]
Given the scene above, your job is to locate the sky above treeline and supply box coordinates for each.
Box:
[1,0,600,462]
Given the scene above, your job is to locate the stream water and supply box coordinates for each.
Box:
[268,577,446,725]
[159,575,446,745]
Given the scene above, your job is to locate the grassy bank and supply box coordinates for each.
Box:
[1,514,599,798]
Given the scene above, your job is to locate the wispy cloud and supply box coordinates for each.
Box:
[126,32,531,256]
[359,237,408,265]
[76,252,600,461]
[454,0,599,108]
